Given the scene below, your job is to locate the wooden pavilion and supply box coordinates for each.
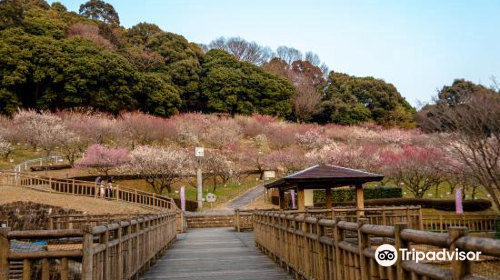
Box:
[265,164,384,212]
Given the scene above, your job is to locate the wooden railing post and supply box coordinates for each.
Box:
[357,218,369,280]
[136,218,141,275]
[49,217,54,230]
[117,221,123,280]
[0,227,10,280]
[303,215,311,278]
[418,206,423,230]
[449,227,470,280]
[333,218,343,280]
[235,209,241,232]
[440,214,444,233]
[394,223,408,280]
[381,206,386,226]
[103,224,110,280]
[81,224,94,280]
[126,223,133,279]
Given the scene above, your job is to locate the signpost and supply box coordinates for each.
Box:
[195,147,204,210]
[206,193,217,208]
[180,186,186,211]
[263,170,276,181]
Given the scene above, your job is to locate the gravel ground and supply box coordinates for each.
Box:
[0,185,154,214]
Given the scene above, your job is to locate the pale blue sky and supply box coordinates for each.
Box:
[49,0,500,106]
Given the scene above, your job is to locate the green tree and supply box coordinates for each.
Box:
[317,71,415,126]
[416,79,497,132]
[146,32,204,110]
[137,72,181,117]
[0,28,140,113]
[200,49,293,117]
[79,0,119,26]
[0,0,23,30]
[127,22,163,46]
[22,8,66,38]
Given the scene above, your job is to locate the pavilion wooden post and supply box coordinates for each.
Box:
[325,187,332,218]
[297,187,305,212]
[355,184,364,217]
[278,189,286,209]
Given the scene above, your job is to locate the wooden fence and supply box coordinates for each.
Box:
[253,210,500,280]
[0,212,177,280]
[0,171,178,211]
[234,206,423,232]
[422,214,498,233]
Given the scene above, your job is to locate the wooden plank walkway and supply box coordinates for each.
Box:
[140,228,294,280]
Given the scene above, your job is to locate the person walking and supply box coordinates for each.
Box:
[94,176,101,197]
[107,181,113,198]
[99,180,105,198]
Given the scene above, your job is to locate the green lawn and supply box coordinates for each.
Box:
[117,175,263,211]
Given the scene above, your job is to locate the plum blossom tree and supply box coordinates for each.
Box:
[307,143,382,171]
[75,144,130,179]
[126,145,189,194]
[119,112,178,148]
[0,137,13,159]
[295,129,332,150]
[416,82,500,208]
[268,146,312,175]
[56,132,86,166]
[379,146,445,198]
[202,150,235,192]
[201,118,242,149]
[59,110,121,145]
[12,110,67,155]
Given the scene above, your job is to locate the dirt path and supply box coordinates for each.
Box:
[225,185,266,209]
[185,185,266,216]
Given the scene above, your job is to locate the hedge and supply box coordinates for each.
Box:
[173,198,198,211]
[314,198,492,212]
[314,186,402,203]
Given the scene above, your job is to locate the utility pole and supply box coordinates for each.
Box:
[195,147,204,210]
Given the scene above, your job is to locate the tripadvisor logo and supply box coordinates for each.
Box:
[375,244,397,267]
[375,244,482,267]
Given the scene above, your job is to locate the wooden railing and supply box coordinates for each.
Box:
[422,214,498,233]
[0,171,178,211]
[233,206,423,232]
[253,210,500,280]
[0,212,177,280]
[49,214,151,230]
[332,206,423,229]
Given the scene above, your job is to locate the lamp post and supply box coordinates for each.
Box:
[195,147,204,210]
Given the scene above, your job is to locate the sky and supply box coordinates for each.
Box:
[49,0,500,107]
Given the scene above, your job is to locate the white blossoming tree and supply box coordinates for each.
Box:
[127,145,189,194]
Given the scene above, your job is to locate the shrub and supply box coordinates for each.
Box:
[325,198,492,212]
[314,186,403,203]
[173,198,198,211]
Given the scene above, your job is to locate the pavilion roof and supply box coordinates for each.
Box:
[264,164,384,190]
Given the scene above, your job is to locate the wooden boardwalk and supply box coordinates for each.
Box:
[140,228,294,280]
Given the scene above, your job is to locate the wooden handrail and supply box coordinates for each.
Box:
[253,210,500,280]
[0,212,177,280]
[0,170,178,211]
[253,211,500,280]
[422,214,498,232]
[233,206,424,232]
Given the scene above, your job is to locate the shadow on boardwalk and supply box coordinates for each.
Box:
[140,228,293,280]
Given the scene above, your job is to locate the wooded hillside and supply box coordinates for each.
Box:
[0,0,416,127]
